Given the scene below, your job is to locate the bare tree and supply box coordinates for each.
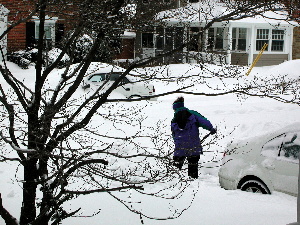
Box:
[0,0,299,224]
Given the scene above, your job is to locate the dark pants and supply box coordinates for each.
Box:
[173,155,200,179]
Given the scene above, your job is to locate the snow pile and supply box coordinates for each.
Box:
[0,60,299,225]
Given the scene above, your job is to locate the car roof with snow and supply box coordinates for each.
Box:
[85,62,142,81]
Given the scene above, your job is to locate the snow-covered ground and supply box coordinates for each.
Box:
[0,60,299,225]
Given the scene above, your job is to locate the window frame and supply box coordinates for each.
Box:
[232,27,247,51]
[207,27,224,51]
[141,33,154,48]
[256,28,285,52]
[32,16,58,49]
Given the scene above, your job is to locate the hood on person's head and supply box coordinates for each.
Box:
[173,96,184,110]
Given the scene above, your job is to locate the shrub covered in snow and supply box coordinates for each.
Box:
[8,49,38,69]
[73,34,94,62]
[66,32,121,63]
[44,48,70,68]
[8,48,70,69]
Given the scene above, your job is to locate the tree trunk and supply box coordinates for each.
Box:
[20,159,38,225]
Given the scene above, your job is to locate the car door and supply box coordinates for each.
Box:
[261,132,299,196]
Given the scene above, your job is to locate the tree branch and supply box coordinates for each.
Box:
[0,193,18,225]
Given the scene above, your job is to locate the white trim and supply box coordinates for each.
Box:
[248,24,255,65]
[0,5,9,61]
[288,27,294,61]
[226,25,232,65]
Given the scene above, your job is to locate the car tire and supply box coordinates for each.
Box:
[240,180,270,194]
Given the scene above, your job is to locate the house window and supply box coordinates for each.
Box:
[232,28,247,51]
[35,23,54,40]
[256,28,285,52]
[189,0,199,2]
[142,33,154,48]
[256,29,269,51]
[155,27,183,51]
[208,27,224,50]
[32,16,57,49]
[188,27,200,51]
[271,30,284,51]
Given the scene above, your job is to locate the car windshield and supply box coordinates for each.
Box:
[88,74,106,82]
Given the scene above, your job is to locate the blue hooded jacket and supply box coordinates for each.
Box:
[171,107,213,157]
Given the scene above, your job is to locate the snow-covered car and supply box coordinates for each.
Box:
[219,123,300,196]
[82,63,156,100]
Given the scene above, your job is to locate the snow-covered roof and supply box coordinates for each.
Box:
[155,1,297,27]
[121,30,136,39]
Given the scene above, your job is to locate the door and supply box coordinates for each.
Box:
[261,131,300,196]
[109,73,133,98]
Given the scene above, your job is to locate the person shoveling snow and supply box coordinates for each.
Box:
[171,96,216,179]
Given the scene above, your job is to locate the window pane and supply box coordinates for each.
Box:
[207,28,214,50]
[239,28,247,39]
[232,28,247,51]
[238,39,246,50]
[271,40,284,51]
[261,134,286,158]
[188,27,200,51]
[110,73,120,81]
[232,39,236,50]
[89,74,106,82]
[142,33,154,48]
[215,28,223,49]
[257,29,269,39]
[232,28,237,39]
[282,133,300,160]
[174,27,184,48]
[165,27,173,50]
[36,24,52,39]
[256,40,269,51]
[272,29,284,40]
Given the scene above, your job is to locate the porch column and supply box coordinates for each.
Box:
[248,24,255,66]
[183,26,188,63]
[288,26,294,61]
[226,25,232,65]
[203,28,208,52]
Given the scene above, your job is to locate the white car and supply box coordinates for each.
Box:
[82,63,156,100]
[219,123,300,196]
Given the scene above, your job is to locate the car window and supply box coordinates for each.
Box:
[261,132,300,162]
[121,77,130,85]
[110,73,120,81]
[109,73,130,85]
[89,74,106,82]
[281,133,300,160]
